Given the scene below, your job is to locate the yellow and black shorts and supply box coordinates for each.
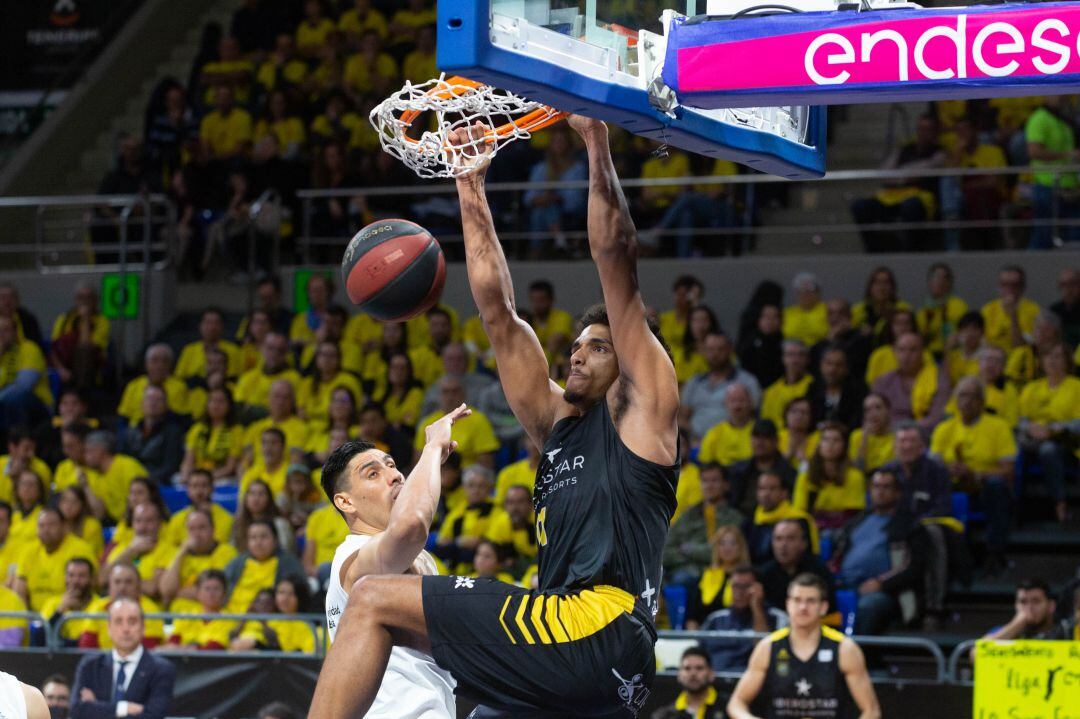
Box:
[422,575,655,718]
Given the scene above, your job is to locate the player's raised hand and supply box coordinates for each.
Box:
[425,403,471,462]
[447,121,494,180]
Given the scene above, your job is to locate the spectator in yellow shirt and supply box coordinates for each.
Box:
[659,275,704,348]
[49,282,109,390]
[343,30,399,98]
[297,343,364,423]
[243,381,309,465]
[235,333,302,419]
[852,266,911,347]
[0,314,52,433]
[338,0,387,40]
[484,485,537,579]
[256,34,309,94]
[388,0,436,45]
[364,323,441,396]
[13,506,97,612]
[865,310,928,385]
[672,305,719,384]
[179,388,243,485]
[436,465,504,574]
[167,568,235,650]
[698,383,756,466]
[224,520,304,614]
[176,308,242,381]
[296,0,335,58]
[241,429,292,502]
[494,441,540,506]
[255,90,307,160]
[76,563,165,649]
[302,503,347,589]
[917,262,968,358]
[7,469,46,551]
[1017,342,1080,525]
[778,396,820,467]
[199,36,254,105]
[57,486,104,560]
[117,343,189,425]
[101,502,175,602]
[159,508,238,611]
[793,423,866,533]
[37,556,94,646]
[981,265,1041,351]
[783,272,828,347]
[0,427,52,502]
[1006,310,1063,385]
[849,392,895,474]
[165,470,232,548]
[305,389,360,466]
[528,280,575,363]
[297,306,362,376]
[290,273,333,350]
[945,311,985,384]
[414,377,500,468]
[945,346,1019,427]
[199,87,253,161]
[872,332,951,431]
[372,353,425,432]
[231,577,316,653]
[0,501,19,584]
[83,431,150,522]
[760,340,813,427]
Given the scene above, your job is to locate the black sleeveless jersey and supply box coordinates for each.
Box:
[533,399,679,623]
[763,627,855,719]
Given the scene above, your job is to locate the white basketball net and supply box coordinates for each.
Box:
[369,75,565,179]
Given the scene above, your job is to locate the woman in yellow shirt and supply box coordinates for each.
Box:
[8,469,47,552]
[343,30,399,97]
[778,397,819,468]
[305,386,360,465]
[865,310,924,384]
[1018,342,1080,524]
[672,305,719,384]
[180,387,243,484]
[852,267,911,347]
[849,392,895,473]
[232,576,316,653]
[361,322,440,396]
[238,309,272,374]
[793,423,866,533]
[295,0,335,58]
[297,343,364,424]
[690,525,751,627]
[254,91,306,160]
[373,352,425,432]
[233,480,294,554]
[110,477,170,550]
[224,520,304,614]
[57,486,104,560]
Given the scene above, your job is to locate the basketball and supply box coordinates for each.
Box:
[341,219,446,321]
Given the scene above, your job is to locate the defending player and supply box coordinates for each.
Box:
[0,671,49,719]
[727,574,881,719]
[321,405,470,718]
[309,115,680,718]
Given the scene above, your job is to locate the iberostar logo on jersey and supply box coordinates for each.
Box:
[534,446,585,503]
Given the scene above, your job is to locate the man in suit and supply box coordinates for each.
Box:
[71,598,175,719]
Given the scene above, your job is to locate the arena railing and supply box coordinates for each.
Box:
[658,629,948,686]
[295,163,1080,261]
[946,638,979,686]
[54,611,327,658]
[0,610,50,647]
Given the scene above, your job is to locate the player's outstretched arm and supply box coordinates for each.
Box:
[569,115,679,463]
[450,123,565,447]
[342,405,469,586]
[726,637,770,719]
[840,638,882,719]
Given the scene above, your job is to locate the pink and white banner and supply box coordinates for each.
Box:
[665,2,1080,107]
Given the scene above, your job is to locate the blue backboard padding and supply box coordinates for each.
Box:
[437,0,826,178]
[663,2,1080,108]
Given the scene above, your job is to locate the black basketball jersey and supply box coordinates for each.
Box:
[763,627,855,719]
[533,399,678,622]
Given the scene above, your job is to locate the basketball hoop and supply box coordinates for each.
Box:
[370,75,568,179]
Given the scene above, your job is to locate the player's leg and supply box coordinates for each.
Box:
[309,574,429,719]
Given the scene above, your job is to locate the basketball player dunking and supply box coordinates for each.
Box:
[727,574,881,719]
[309,115,680,719]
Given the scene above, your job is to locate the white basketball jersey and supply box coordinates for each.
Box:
[326,533,456,719]
[0,672,26,719]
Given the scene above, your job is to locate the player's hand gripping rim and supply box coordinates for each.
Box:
[425,402,471,462]
[446,122,494,181]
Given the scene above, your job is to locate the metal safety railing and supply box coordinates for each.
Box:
[658,629,948,686]
[295,162,1080,261]
[947,638,979,686]
[53,611,326,658]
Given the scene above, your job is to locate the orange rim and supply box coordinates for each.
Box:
[396,76,568,145]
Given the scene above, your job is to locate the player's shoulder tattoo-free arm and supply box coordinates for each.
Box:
[840,638,881,719]
[727,636,771,719]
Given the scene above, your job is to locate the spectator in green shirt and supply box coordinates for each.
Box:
[1025,95,1080,249]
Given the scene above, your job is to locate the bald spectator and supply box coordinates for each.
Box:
[872,332,950,430]
[421,342,494,417]
[680,332,761,442]
[1050,267,1080,347]
[117,386,186,485]
[117,344,189,425]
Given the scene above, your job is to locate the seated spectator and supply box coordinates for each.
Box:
[57,487,104,559]
[363,322,440,397]
[243,382,309,464]
[931,377,1017,572]
[688,525,752,626]
[944,117,1009,249]
[233,480,293,553]
[698,566,787,672]
[1006,310,1063,385]
[338,0,387,41]
[0,283,43,346]
[476,368,524,455]
[848,393,895,474]
[297,343,364,424]
[13,506,97,612]
[872,332,950,430]
[850,113,945,252]
[77,563,165,650]
[756,518,836,612]
[302,502,347,589]
[982,578,1070,640]
[180,388,243,484]
[484,485,536,579]
[255,90,306,161]
[469,540,516,584]
[7,470,47,551]
[117,344,189,425]
[649,647,725,719]
[415,379,499,468]
[783,272,828,347]
[1025,95,1080,250]
[949,346,1019,427]
[199,35,253,106]
[0,575,28,647]
[183,348,230,419]
[357,402,414,470]
[242,428,291,501]
[829,469,930,635]
[778,397,818,467]
[944,311,986,384]
[53,424,104,517]
[665,464,743,587]
[698,383,755,466]
[760,340,812,427]
[70,598,176,718]
[793,423,866,533]
[680,332,761,443]
[917,262,968,359]
[673,306,720,385]
[388,0,436,41]
[522,131,587,259]
[1017,342,1080,525]
[494,443,539,506]
[744,473,818,564]
[199,86,253,162]
[660,275,703,348]
[277,464,322,534]
[853,267,911,347]
[420,343,494,418]
[1,426,53,500]
[36,388,96,468]
[224,520,304,613]
[164,470,232,547]
[41,674,71,714]
[102,502,174,602]
[296,306,362,376]
[807,344,866,429]
[865,310,927,385]
[166,569,235,650]
[0,500,21,586]
[289,274,332,353]
[811,299,871,382]
[232,576,315,653]
[981,265,1041,352]
[159,508,238,612]
[91,136,160,262]
[1050,267,1080,348]
[256,34,308,95]
[112,478,169,549]
[729,420,796,517]
[295,0,334,59]
[145,82,199,183]
[49,282,109,391]
[435,465,503,574]
[236,332,302,421]
[40,558,94,646]
[372,353,424,433]
[118,386,186,485]
[0,315,52,439]
[176,308,242,382]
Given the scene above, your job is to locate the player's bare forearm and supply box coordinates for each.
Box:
[373,445,444,575]
[456,176,517,320]
[576,121,638,262]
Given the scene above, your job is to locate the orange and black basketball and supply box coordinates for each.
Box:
[341,219,446,321]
